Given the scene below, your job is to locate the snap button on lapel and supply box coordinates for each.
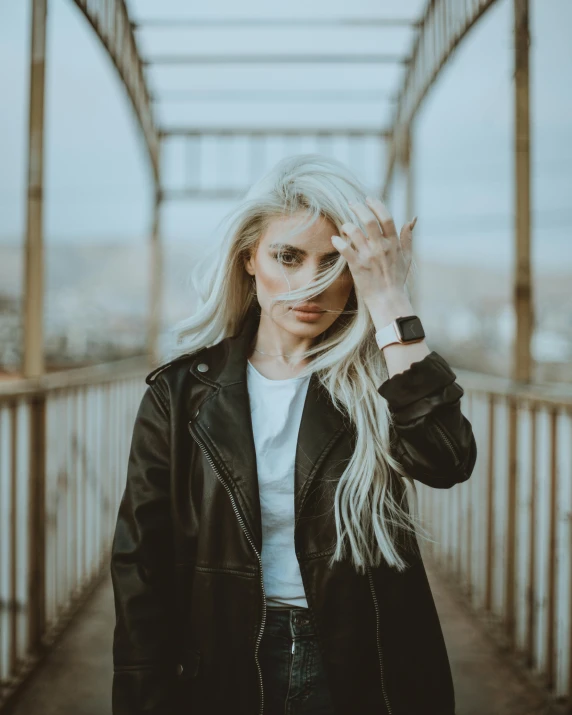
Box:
[197,363,209,373]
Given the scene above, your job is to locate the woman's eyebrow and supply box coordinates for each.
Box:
[268,242,339,259]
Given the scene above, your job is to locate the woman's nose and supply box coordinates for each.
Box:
[298,261,323,284]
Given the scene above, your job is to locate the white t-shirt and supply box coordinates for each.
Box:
[246,359,312,609]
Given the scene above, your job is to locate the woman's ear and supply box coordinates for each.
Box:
[244,252,255,276]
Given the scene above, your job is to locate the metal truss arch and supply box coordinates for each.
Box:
[383,0,501,196]
[71,0,160,185]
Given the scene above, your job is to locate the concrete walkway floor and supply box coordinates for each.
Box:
[8,563,564,715]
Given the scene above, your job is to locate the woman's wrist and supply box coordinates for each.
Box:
[381,339,431,378]
[365,289,415,333]
[365,290,431,377]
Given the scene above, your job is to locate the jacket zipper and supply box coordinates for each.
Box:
[366,567,393,715]
[188,422,267,715]
[433,419,460,466]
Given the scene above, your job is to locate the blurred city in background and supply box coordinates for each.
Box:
[1,1,571,380]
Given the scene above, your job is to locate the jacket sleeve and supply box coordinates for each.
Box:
[110,379,180,714]
[378,350,477,489]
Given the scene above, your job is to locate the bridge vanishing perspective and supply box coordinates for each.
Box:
[1,0,571,713]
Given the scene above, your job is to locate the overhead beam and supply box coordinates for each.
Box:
[162,188,248,201]
[160,127,390,138]
[72,0,160,184]
[143,53,409,66]
[133,17,420,29]
[382,0,499,196]
[151,89,397,103]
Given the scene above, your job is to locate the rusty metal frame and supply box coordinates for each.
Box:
[133,17,420,29]
[71,0,160,184]
[160,127,388,202]
[152,89,397,103]
[382,0,532,384]
[23,0,47,379]
[144,53,409,66]
[382,0,499,197]
[161,127,390,138]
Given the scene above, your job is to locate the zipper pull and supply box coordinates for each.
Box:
[291,640,295,655]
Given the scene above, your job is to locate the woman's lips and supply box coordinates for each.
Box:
[291,307,325,322]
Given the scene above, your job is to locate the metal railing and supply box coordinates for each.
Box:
[2,354,571,707]
[0,357,148,709]
[417,369,572,703]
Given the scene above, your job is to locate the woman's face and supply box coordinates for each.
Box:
[244,211,353,339]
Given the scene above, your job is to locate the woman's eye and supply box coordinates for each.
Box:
[275,252,299,266]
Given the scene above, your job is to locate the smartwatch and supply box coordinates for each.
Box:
[375,315,425,350]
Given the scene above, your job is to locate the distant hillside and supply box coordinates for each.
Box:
[0,242,570,381]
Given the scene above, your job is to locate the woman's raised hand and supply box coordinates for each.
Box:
[331,196,416,312]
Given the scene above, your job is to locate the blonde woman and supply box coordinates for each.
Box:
[110,154,477,715]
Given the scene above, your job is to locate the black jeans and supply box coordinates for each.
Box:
[259,606,335,715]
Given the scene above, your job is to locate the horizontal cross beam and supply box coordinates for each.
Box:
[151,89,397,103]
[143,53,409,66]
[160,127,390,138]
[133,17,420,29]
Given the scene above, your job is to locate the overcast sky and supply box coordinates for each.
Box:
[0,0,570,269]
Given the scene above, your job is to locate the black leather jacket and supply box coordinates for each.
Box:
[110,308,477,715]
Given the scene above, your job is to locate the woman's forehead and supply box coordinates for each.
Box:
[262,212,337,246]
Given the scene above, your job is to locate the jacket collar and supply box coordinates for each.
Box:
[187,305,349,552]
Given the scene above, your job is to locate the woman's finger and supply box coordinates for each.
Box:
[399,221,414,274]
[330,234,356,262]
[365,196,398,242]
[347,202,386,247]
[340,221,368,253]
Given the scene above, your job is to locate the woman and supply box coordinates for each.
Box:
[110,154,477,715]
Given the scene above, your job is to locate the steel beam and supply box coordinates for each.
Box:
[144,53,408,66]
[148,187,163,366]
[162,185,385,202]
[382,0,499,196]
[513,0,532,382]
[133,17,420,29]
[161,127,390,138]
[162,188,247,201]
[23,0,47,378]
[72,0,160,183]
[152,89,397,103]
[401,127,417,310]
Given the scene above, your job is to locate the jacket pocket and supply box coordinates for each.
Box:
[178,648,201,681]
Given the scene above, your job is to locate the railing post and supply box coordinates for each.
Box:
[505,398,518,646]
[148,183,163,367]
[9,403,18,675]
[546,408,558,689]
[526,407,537,667]
[513,0,533,382]
[23,0,48,378]
[28,394,47,654]
[485,396,495,612]
[402,126,418,310]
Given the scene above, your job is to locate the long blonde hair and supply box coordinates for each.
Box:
[169,153,427,573]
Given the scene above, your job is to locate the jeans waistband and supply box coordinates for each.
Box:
[265,606,316,637]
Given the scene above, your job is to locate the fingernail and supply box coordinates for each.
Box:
[410,216,418,230]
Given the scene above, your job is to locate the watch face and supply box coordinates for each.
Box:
[395,315,425,342]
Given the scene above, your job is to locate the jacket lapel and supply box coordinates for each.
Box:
[294,374,348,526]
[187,306,348,553]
